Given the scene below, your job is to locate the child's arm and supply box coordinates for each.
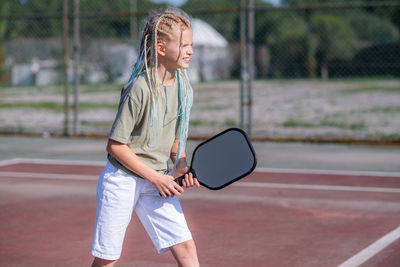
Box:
[170,139,200,188]
[107,139,184,198]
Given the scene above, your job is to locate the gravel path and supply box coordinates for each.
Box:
[1,79,399,140]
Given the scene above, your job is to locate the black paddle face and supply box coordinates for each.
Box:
[190,128,257,190]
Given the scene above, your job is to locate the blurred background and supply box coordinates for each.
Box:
[0,0,399,143]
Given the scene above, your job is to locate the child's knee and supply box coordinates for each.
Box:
[183,239,197,253]
[171,240,199,267]
[171,239,198,256]
[91,257,117,267]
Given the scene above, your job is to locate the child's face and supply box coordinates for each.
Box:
[159,27,193,70]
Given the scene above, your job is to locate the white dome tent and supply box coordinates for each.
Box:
[187,18,230,83]
[7,19,229,86]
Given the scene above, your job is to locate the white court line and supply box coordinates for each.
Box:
[257,167,400,178]
[0,171,98,181]
[1,171,400,194]
[1,158,400,177]
[0,158,105,166]
[0,158,26,167]
[234,182,400,194]
[338,225,400,267]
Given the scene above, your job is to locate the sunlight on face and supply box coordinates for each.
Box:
[163,27,193,70]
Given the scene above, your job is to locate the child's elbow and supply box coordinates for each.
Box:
[106,139,126,155]
[106,139,114,154]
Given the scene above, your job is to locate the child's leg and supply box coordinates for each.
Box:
[135,179,195,255]
[170,239,200,267]
[91,257,117,267]
[91,161,140,262]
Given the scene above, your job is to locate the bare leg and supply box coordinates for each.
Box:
[91,257,117,267]
[170,240,200,267]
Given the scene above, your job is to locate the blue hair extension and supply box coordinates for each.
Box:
[173,68,193,171]
[128,51,144,83]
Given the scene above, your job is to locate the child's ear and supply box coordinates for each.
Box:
[157,43,166,56]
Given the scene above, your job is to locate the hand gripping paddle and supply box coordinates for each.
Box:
[175,128,257,190]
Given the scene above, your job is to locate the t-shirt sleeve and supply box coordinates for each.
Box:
[108,95,141,144]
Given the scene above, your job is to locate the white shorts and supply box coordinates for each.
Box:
[91,161,193,260]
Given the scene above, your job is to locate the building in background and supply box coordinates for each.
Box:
[7,18,229,86]
[187,18,229,83]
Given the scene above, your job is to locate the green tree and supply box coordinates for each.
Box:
[0,1,12,85]
[266,13,309,77]
[182,0,272,42]
[11,0,63,37]
[282,0,368,5]
[310,13,358,79]
[344,11,399,42]
[79,0,163,39]
[181,0,239,42]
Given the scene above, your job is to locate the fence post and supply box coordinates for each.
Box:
[63,0,70,136]
[240,0,247,131]
[73,0,80,135]
[247,0,254,136]
[130,0,138,43]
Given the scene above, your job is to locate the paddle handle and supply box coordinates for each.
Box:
[174,167,196,186]
[159,168,196,196]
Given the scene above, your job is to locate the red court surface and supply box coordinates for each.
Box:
[0,158,400,267]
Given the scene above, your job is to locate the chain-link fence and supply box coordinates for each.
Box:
[0,0,399,142]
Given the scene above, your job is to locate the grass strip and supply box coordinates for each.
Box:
[343,86,400,94]
[0,101,117,111]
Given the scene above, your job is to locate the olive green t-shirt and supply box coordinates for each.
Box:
[107,74,180,178]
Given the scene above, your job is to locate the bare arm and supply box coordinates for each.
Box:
[107,139,184,198]
[170,139,200,188]
[170,138,187,171]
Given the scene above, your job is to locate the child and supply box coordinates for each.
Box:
[91,8,200,267]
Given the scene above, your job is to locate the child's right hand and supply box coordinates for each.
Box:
[153,173,184,198]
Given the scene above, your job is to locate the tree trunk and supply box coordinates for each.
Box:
[307,55,316,78]
[321,61,329,79]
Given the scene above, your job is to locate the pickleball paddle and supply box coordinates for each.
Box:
[176,128,257,190]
